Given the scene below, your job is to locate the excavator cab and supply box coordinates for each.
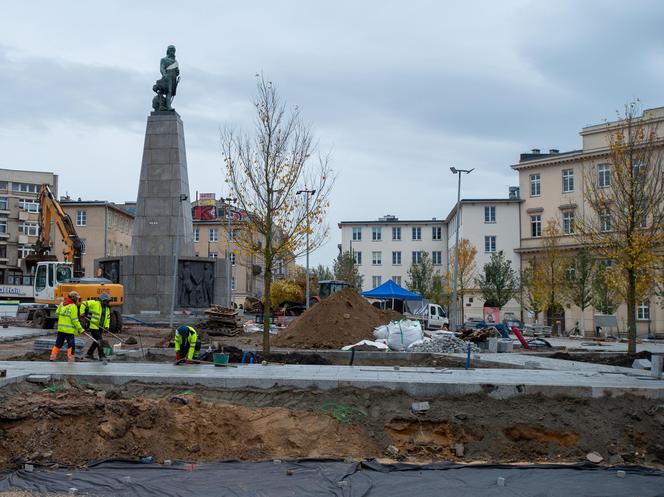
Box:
[33,261,73,303]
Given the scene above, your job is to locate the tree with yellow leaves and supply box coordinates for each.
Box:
[520,259,546,323]
[539,219,569,331]
[222,75,334,352]
[576,101,664,353]
[450,238,477,324]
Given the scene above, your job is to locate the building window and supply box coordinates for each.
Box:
[372,251,382,265]
[12,182,39,194]
[600,208,612,232]
[432,226,441,240]
[0,220,6,234]
[392,251,401,265]
[353,251,362,265]
[432,251,442,265]
[80,239,87,255]
[76,210,87,226]
[352,227,362,241]
[372,227,381,241]
[0,245,6,258]
[392,227,401,240]
[531,215,542,238]
[484,206,496,223]
[412,227,421,240]
[392,276,402,286]
[637,302,650,320]
[484,236,496,253]
[18,245,33,259]
[209,228,219,242]
[562,169,574,193]
[530,174,541,196]
[598,164,611,188]
[19,223,39,236]
[193,227,200,242]
[372,275,382,288]
[18,199,39,212]
[412,251,422,264]
[0,198,7,210]
[231,276,236,291]
[230,252,236,265]
[0,181,7,191]
[208,251,218,258]
[562,211,574,234]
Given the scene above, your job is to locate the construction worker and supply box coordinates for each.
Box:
[50,291,85,362]
[83,292,111,361]
[174,325,200,364]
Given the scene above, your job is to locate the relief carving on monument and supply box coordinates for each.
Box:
[178,260,215,308]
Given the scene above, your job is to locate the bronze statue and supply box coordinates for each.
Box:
[152,45,180,111]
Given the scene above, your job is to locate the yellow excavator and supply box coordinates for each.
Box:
[21,185,124,331]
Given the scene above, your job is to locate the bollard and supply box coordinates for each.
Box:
[651,354,663,379]
[465,342,471,370]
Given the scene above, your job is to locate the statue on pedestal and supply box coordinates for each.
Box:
[152,45,180,112]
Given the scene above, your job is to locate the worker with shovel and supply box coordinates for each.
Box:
[82,292,111,361]
[174,325,200,365]
[50,291,85,363]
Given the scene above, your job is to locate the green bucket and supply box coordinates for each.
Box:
[213,353,230,366]
[103,346,113,357]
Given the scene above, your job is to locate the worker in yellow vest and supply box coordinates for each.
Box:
[174,325,200,364]
[50,291,85,362]
[82,292,112,361]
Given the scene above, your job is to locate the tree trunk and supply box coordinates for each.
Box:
[459,294,465,325]
[262,266,273,354]
[627,268,637,354]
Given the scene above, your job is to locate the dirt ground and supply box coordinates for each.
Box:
[545,351,651,368]
[1,379,663,470]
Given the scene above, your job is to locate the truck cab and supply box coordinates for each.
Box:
[408,302,449,330]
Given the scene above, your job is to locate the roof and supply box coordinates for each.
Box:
[444,198,521,224]
[338,219,444,227]
[60,200,134,217]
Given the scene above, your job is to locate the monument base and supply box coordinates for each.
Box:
[96,256,228,317]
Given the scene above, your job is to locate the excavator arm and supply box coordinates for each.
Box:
[26,184,84,277]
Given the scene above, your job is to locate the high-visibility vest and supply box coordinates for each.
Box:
[56,303,84,335]
[82,300,110,331]
[174,326,198,360]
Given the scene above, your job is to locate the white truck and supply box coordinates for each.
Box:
[406,302,449,330]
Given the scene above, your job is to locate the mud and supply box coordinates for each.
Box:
[1,380,664,469]
[547,351,651,368]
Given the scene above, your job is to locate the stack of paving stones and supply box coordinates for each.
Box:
[33,338,86,353]
[409,335,481,354]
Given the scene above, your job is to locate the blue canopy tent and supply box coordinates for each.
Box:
[362,280,422,312]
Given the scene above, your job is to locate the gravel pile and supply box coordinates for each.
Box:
[409,335,480,354]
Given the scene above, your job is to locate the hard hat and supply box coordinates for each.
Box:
[99,292,111,302]
[68,291,81,299]
[176,325,191,335]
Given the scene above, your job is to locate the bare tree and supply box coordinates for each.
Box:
[576,101,664,353]
[222,76,334,352]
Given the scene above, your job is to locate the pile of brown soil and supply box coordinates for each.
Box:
[272,288,401,349]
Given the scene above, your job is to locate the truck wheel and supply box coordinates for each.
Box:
[110,310,123,333]
[33,309,49,329]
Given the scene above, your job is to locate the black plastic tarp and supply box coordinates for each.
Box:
[1,460,663,497]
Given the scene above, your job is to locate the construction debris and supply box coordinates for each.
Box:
[460,327,501,343]
[273,288,401,350]
[197,306,242,337]
[243,297,263,314]
[408,335,481,354]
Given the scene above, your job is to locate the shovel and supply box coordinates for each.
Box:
[80,331,108,365]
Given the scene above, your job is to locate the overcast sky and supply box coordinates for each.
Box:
[1,1,663,267]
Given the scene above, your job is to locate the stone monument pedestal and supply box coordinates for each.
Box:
[96,111,228,318]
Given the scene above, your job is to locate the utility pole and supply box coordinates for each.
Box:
[296,189,316,309]
[169,193,188,331]
[220,196,237,308]
[450,167,473,330]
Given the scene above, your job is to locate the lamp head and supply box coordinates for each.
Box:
[450,167,457,174]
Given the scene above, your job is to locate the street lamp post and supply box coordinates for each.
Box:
[296,189,316,309]
[220,197,237,308]
[450,167,474,330]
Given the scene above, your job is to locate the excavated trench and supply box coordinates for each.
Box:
[1,379,664,469]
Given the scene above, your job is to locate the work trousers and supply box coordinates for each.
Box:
[180,341,201,360]
[54,332,76,355]
[85,329,105,359]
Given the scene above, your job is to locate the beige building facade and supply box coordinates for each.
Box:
[54,200,134,278]
[0,168,58,291]
[512,106,664,337]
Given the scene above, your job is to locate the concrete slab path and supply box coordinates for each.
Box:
[0,326,49,343]
[1,360,663,399]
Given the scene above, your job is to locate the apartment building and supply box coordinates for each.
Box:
[0,169,58,291]
[511,106,664,337]
[338,215,447,292]
[446,194,522,321]
[53,199,134,278]
[191,195,267,305]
